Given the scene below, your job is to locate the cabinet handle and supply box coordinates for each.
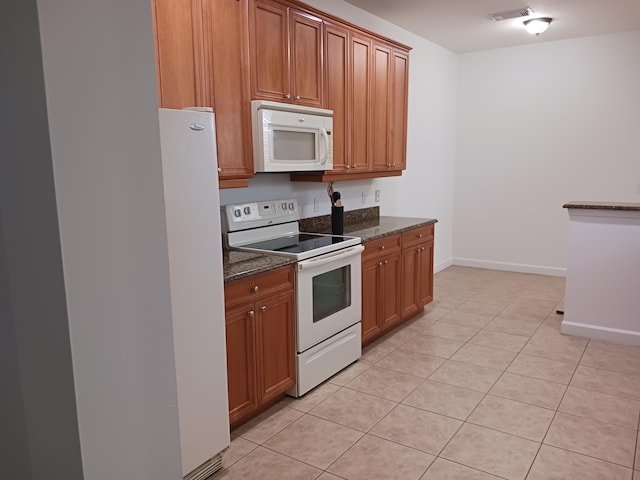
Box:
[260,305,267,311]
[284,93,291,99]
[252,285,259,293]
[217,167,222,173]
[248,310,255,317]
[295,95,301,100]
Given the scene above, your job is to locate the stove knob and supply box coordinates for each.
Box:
[288,202,295,210]
[233,208,241,218]
[244,206,251,215]
[282,202,288,210]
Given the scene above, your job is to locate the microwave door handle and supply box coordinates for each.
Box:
[319,128,329,165]
[298,245,364,271]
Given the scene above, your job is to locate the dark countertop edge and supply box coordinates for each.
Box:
[223,254,296,284]
[223,216,437,283]
[563,201,640,211]
[345,217,438,243]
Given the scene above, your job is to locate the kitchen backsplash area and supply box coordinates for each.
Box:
[218,173,383,220]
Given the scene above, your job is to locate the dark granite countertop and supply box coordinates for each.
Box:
[305,216,437,242]
[223,250,295,283]
[223,207,437,283]
[563,201,640,211]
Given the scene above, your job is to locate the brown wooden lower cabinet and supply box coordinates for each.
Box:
[362,225,435,345]
[361,234,402,344]
[224,265,295,427]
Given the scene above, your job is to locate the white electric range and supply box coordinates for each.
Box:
[222,198,363,397]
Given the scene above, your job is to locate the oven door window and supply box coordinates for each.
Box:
[312,265,351,323]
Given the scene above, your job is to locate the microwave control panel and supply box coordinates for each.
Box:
[222,198,299,232]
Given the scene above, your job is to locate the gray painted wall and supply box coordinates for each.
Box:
[0,1,83,478]
[1,0,184,477]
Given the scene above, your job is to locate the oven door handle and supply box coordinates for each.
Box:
[297,244,364,271]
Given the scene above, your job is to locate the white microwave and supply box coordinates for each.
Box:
[251,100,333,173]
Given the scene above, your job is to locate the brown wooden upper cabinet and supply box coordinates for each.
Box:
[153,0,410,186]
[152,0,254,188]
[292,21,411,182]
[249,0,323,108]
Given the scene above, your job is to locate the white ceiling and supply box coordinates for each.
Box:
[342,0,640,53]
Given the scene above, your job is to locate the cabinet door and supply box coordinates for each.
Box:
[225,302,258,425]
[290,11,323,107]
[390,49,409,171]
[371,42,392,171]
[153,0,212,108]
[418,240,434,307]
[255,291,296,403]
[380,252,402,329]
[324,23,349,173]
[250,0,289,102]
[361,256,382,344]
[349,33,372,171]
[401,245,420,320]
[210,0,253,182]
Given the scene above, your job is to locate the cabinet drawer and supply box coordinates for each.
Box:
[362,234,401,259]
[225,265,294,306]
[401,225,434,248]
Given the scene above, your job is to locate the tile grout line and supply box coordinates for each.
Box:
[522,335,592,479]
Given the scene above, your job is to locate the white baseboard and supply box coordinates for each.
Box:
[561,320,640,346]
[452,257,566,277]
[434,257,454,274]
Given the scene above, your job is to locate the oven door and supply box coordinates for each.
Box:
[296,244,364,352]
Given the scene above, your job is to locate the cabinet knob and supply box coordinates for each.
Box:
[378,261,383,267]
[346,165,351,169]
[247,310,255,317]
[218,167,222,173]
[260,305,267,311]
[421,247,426,252]
[418,234,423,238]
[252,285,259,293]
[285,93,291,99]
[384,260,388,265]
[380,245,385,250]
[295,95,301,100]
[353,164,357,169]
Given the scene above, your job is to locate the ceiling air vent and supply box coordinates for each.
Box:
[490,7,533,21]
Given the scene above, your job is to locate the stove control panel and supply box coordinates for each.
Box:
[222,198,300,232]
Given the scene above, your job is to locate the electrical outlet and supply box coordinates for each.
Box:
[374,189,381,203]
[313,198,320,212]
[362,192,367,204]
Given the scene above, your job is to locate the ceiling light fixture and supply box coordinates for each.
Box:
[524,17,552,35]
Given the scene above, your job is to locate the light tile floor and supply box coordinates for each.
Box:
[217,266,640,480]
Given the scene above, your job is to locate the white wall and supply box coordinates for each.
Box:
[35,0,183,478]
[454,30,640,275]
[221,0,459,271]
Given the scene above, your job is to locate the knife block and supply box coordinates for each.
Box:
[331,206,344,235]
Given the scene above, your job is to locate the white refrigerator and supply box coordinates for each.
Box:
[158,107,230,479]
